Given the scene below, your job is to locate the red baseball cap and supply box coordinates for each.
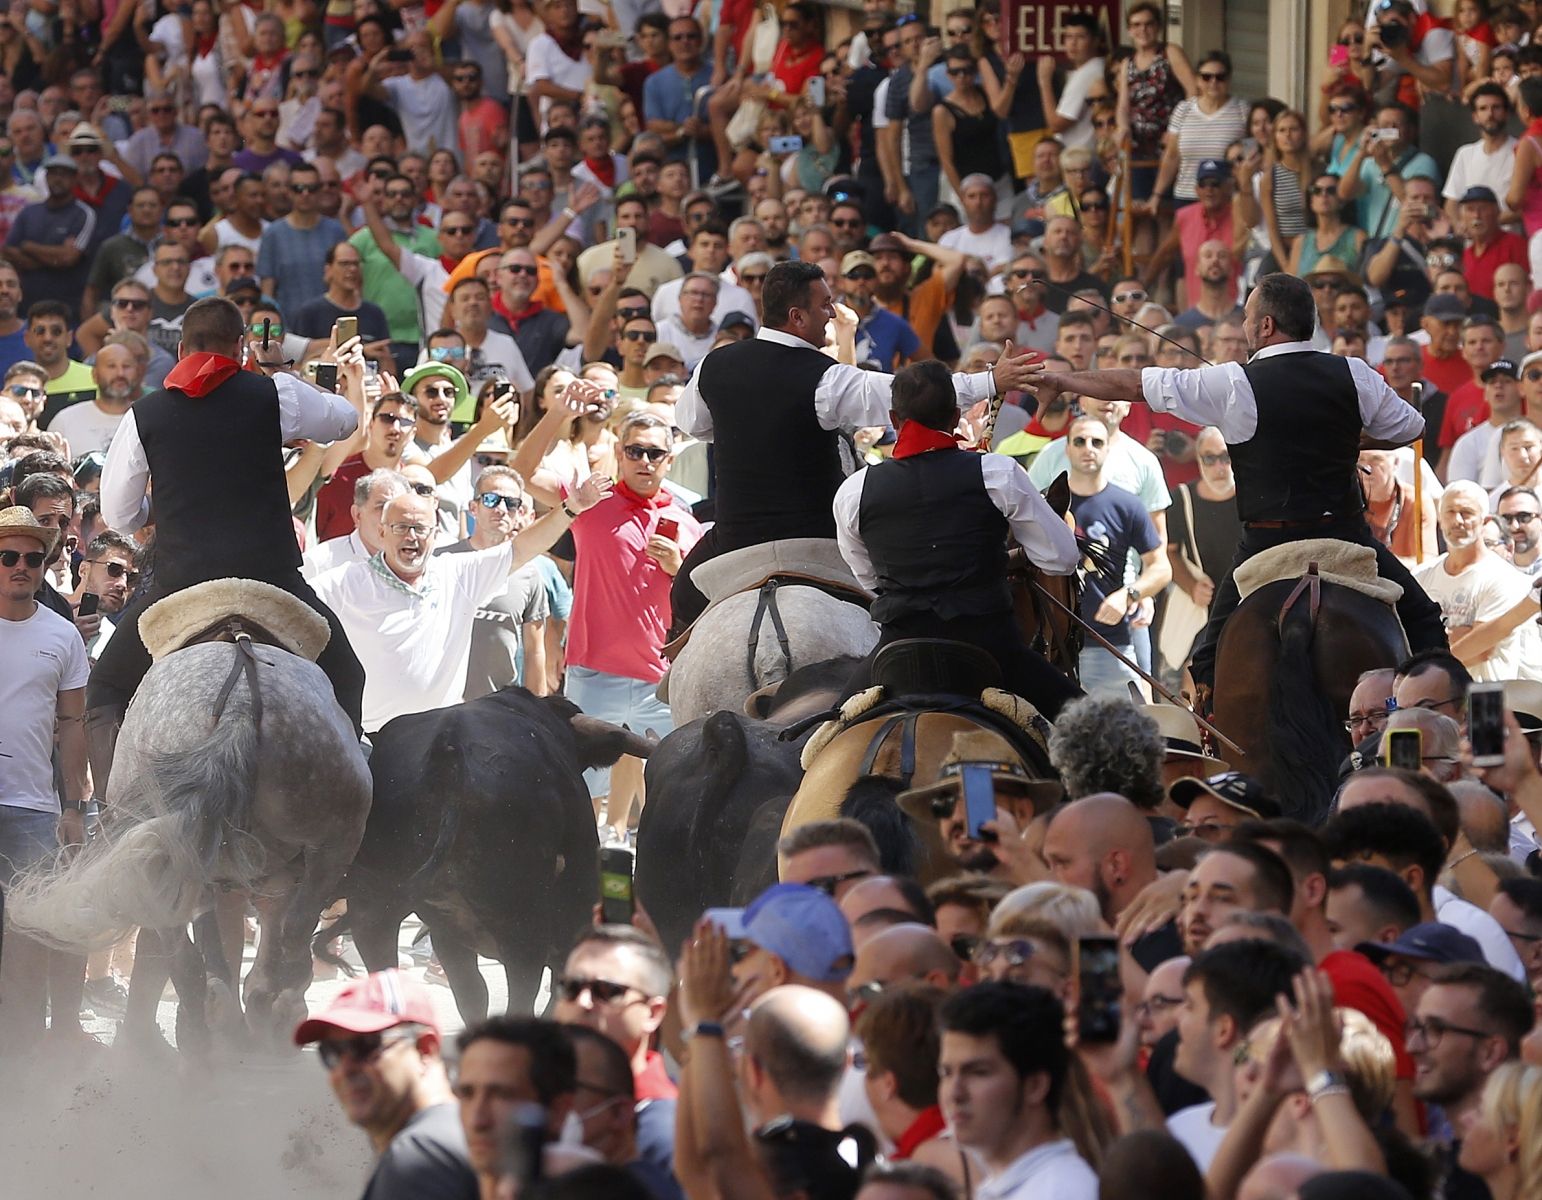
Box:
[293,968,441,1045]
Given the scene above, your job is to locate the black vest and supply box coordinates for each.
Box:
[696,337,845,545]
[1230,351,1366,524]
[133,369,301,591]
[858,448,1011,622]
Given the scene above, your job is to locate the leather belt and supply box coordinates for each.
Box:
[1243,514,1347,530]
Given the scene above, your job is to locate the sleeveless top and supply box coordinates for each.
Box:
[1522,135,1542,239]
[1125,52,1181,159]
[1296,224,1362,276]
[1270,163,1308,239]
[942,96,1004,180]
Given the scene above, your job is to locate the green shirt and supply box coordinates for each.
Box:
[39,358,99,428]
[350,223,443,346]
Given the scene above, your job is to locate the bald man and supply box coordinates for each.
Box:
[847,925,962,998]
[839,876,933,938]
[1040,793,1182,982]
[739,985,853,1136]
[1449,780,1510,854]
[1135,955,1189,1049]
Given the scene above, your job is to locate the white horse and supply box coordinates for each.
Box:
[663,540,879,725]
[8,581,372,1050]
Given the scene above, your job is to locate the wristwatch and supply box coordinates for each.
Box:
[1305,1069,1349,1100]
[61,797,86,813]
[1126,585,1142,606]
[687,1021,726,1040]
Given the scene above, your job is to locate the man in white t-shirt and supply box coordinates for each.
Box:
[359,31,458,156]
[1443,84,1519,226]
[0,505,91,1047]
[523,0,592,129]
[1416,480,1542,681]
[1036,13,1104,151]
[1447,358,1523,487]
[939,175,1014,272]
[314,478,608,732]
[303,467,409,580]
[46,342,144,455]
[448,276,535,397]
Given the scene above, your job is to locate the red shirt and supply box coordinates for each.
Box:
[458,97,508,163]
[314,453,371,541]
[1175,204,1238,298]
[636,1049,677,1101]
[1440,379,1489,447]
[1119,406,1203,488]
[1320,948,1415,1081]
[892,1106,947,1160]
[1463,232,1529,300]
[567,481,701,683]
[771,39,823,99]
[1423,345,1474,403]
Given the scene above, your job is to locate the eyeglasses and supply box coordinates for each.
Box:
[315,1027,420,1069]
[1070,435,1107,448]
[1198,71,1229,82]
[622,444,669,462]
[1329,103,1359,115]
[1502,511,1541,524]
[0,549,45,568]
[973,939,1038,968]
[290,183,319,194]
[112,297,150,311]
[1199,452,1231,466]
[1178,819,1236,841]
[374,411,417,429]
[1344,707,1392,734]
[555,976,644,1005]
[500,263,538,276]
[621,330,656,342]
[803,868,874,896]
[156,257,189,268]
[476,491,525,511]
[86,559,140,584]
[429,346,466,361]
[386,522,434,538]
[1405,1015,1494,1048]
[1134,993,1185,1021]
[1393,694,1462,713]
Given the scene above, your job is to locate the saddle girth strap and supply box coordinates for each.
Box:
[747,579,794,687]
[1276,563,1323,636]
[212,630,264,734]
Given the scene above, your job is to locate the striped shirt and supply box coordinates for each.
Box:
[1167,97,1250,200]
[1269,163,1308,239]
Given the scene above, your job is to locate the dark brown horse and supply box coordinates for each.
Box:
[1211,568,1408,825]
[1008,471,1084,680]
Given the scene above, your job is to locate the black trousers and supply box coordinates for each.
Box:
[87,569,366,734]
[846,609,1083,722]
[1188,516,1449,692]
[670,524,729,638]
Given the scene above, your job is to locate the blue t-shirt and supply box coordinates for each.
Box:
[0,325,29,375]
[855,307,920,370]
[1069,482,1160,647]
[534,552,573,621]
[256,217,348,323]
[644,63,714,166]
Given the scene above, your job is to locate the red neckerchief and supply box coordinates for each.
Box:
[892,1106,946,1160]
[892,420,961,459]
[1528,117,1542,142]
[1018,300,1045,329]
[583,155,616,189]
[440,252,460,271]
[164,351,242,397]
[615,478,674,509]
[502,298,545,331]
[73,175,118,207]
[252,50,287,75]
[196,32,218,56]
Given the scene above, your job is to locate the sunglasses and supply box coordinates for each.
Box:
[1310,185,1340,196]
[555,976,642,1005]
[422,384,458,398]
[476,491,525,511]
[375,411,417,429]
[1199,452,1231,466]
[1070,435,1107,448]
[1007,269,1044,282]
[409,482,435,497]
[429,346,466,361]
[1198,71,1228,82]
[618,307,649,322]
[1081,200,1108,211]
[87,559,140,583]
[156,258,190,268]
[973,939,1039,967]
[621,329,657,342]
[502,216,535,227]
[1113,290,1146,303]
[113,297,150,310]
[1501,511,1541,524]
[440,224,475,236]
[249,323,284,337]
[831,217,864,228]
[1329,102,1358,115]
[947,67,974,77]
[622,444,668,462]
[0,549,46,568]
[740,272,767,284]
[315,1027,420,1069]
[501,263,538,276]
[844,268,876,281]
[290,183,319,194]
[805,868,874,896]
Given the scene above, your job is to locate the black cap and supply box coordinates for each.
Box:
[1166,770,1280,819]
[1482,358,1519,382]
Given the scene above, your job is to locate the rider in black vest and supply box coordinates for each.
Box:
[89,297,367,790]
[833,360,1084,719]
[670,260,1049,633]
[1030,272,1448,701]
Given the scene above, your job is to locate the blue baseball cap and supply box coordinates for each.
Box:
[1195,158,1230,183]
[1356,921,1485,966]
[717,883,855,983]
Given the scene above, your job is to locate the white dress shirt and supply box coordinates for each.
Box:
[1139,340,1426,446]
[100,370,359,533]
[676,326,997,442]
[975,1138,1097,1200]
[833,452,1080,589]
[301,529,371,580]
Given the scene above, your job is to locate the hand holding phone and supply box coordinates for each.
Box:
[656,517,679,542]
[314,362,339,391]
[1383,728,1422,771]
[1469,682,1507,767]
[335,315,358,346]
[77,593,100,617]
[960,764,997,842]
[599,845,635,924]
[617,227,638,266]
[1075,935,1122,1045]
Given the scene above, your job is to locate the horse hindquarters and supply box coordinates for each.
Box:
[1267,596,1347,826]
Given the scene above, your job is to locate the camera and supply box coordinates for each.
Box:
[1163,429,1191,459]
[1379,20,1409,48]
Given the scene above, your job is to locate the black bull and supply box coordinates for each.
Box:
[320,688,652,1020]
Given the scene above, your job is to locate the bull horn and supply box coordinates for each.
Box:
[569,713,658,761]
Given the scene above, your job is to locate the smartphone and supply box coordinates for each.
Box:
[1329,44,1350,68]
[769,135,804,156]
[1075,935,1123,1045]
[1470,682,1508,767]
[334,315,358,345]
[364,359,380,378]
[385,46,413,62]
[1374,127,1401,142]
[960,763,997,841]
[656,517,679,541]
[1383,728,1422,771]
[596,30,627,48]
[806,75,825,107]
[78,593,100,617]
[599,844,635,924]
[501,1103,546,1190]
[617,226,638,266]
[314,362,339,390]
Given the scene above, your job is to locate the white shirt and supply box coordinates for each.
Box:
[524,32,592,127]
[135,254,219,297]
[1055,58,1105,150]
[652,275,756,327]
[1433,883,1528,980]
[302,529,371,580]
[1166,1102,1228,1172]
[465,328,536,393]
[655,314,718,369]
[1447,420,1506,488]
[975,1138,1097,1200]
[392,247,452,336]
[382,72,459,156]
[1443,136,1519,209]
[313,542,515,732]
[940,222,1015,272]
[0,603,88,812]
[1414,551,1542,682]
[677,326,998,442]
[101,371,358,532]
[47,399,126,456]
[834,452,1080,590]
[1140,340,1427,446]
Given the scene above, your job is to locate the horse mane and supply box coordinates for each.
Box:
[839,774,919,877]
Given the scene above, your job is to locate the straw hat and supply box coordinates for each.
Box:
[1143,704,1230,773]
[896,728,1062,822]
[0,505,58,554]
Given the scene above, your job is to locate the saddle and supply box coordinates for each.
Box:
[140,578,331,663]
[1234,538,1403,605]
[662,538,873,664]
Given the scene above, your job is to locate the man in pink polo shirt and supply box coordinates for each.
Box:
[566,410,701,843]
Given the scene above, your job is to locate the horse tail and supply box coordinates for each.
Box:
[8,659,264,950]
[1267,591,1342,826]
